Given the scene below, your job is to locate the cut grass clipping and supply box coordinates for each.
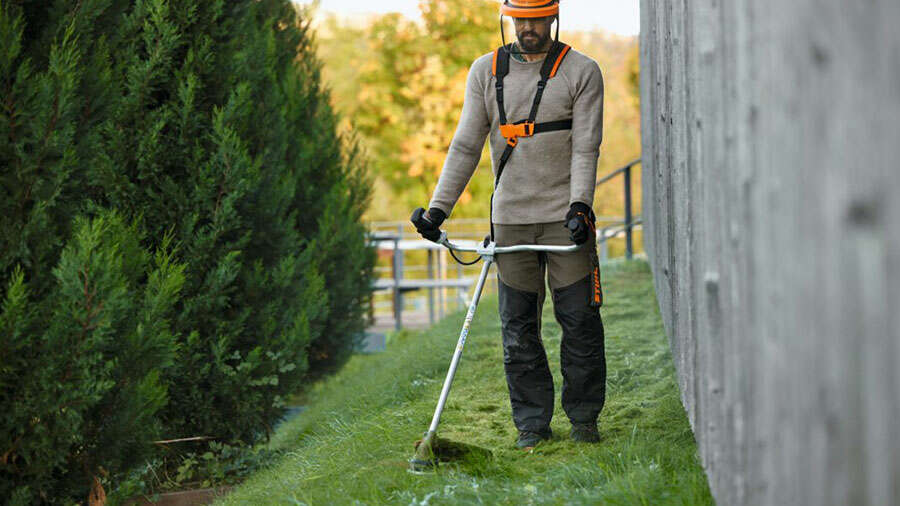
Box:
[215,260,714,505]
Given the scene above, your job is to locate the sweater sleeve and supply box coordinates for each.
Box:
[427,60,491,217]
[568,60,604,209]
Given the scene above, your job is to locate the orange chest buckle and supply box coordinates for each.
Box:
[499,122,535,146]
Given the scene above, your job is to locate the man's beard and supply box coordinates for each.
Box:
[517,30,551,52]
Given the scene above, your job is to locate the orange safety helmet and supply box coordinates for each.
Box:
[500,0,560,19]
[499,0,561,54]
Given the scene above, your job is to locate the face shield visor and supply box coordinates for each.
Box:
[499,0,560,55]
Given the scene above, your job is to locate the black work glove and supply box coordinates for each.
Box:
[410,207,447,242]
[564,202,596,245]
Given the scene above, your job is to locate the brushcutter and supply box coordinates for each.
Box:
[408,229,582,474]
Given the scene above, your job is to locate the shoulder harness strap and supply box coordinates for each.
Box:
[492,41,572,153]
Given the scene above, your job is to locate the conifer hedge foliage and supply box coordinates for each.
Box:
[0,0,374,502]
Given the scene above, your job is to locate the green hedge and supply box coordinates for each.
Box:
[0,1,374,503]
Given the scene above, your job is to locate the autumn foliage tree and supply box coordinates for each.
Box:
[316,0,500,221]
[315,0,641,223]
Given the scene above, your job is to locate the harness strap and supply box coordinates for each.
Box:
[489,41,572,239]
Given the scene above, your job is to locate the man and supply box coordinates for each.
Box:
[410,0,605,450]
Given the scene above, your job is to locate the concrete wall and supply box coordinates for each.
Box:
[639,1,900,504]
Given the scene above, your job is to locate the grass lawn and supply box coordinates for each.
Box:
[214,260,713,505]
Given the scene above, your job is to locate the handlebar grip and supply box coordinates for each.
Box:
[410,207,427,225]
[410,207,443,242]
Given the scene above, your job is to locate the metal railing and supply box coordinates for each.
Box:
[368,231,477,330]
[596,158,641,259]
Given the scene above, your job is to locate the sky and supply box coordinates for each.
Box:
[294,1,640,36]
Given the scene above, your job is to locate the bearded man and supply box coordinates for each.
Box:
[411,0,606,450]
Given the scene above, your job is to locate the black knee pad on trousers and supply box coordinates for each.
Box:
[552,274,606,424]
[499,280,544,368]
[498,278,554,432]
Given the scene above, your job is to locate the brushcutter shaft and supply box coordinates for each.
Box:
[426,258,493,435]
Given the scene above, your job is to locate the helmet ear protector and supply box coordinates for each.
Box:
[500,0,560,55]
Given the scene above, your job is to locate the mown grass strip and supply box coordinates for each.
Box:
[215,260,713,505]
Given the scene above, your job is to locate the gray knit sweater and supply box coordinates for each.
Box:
[428,45,604,224]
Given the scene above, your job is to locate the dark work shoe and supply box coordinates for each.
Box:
[570,423,600,443]
[516,428,552,449]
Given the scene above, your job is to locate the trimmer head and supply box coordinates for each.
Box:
[408,458,437,474]
[408,431,439,474]
[408,431,493,474]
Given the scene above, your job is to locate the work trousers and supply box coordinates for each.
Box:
[494,221,606,432]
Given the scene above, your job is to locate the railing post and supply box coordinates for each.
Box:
[624,163,633,260]
[456,258,463,311]
[599,227,609,262]
[367,234,376,327]
[427,249,435,325]
[392,226,403,330]
[437,247,445,319]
